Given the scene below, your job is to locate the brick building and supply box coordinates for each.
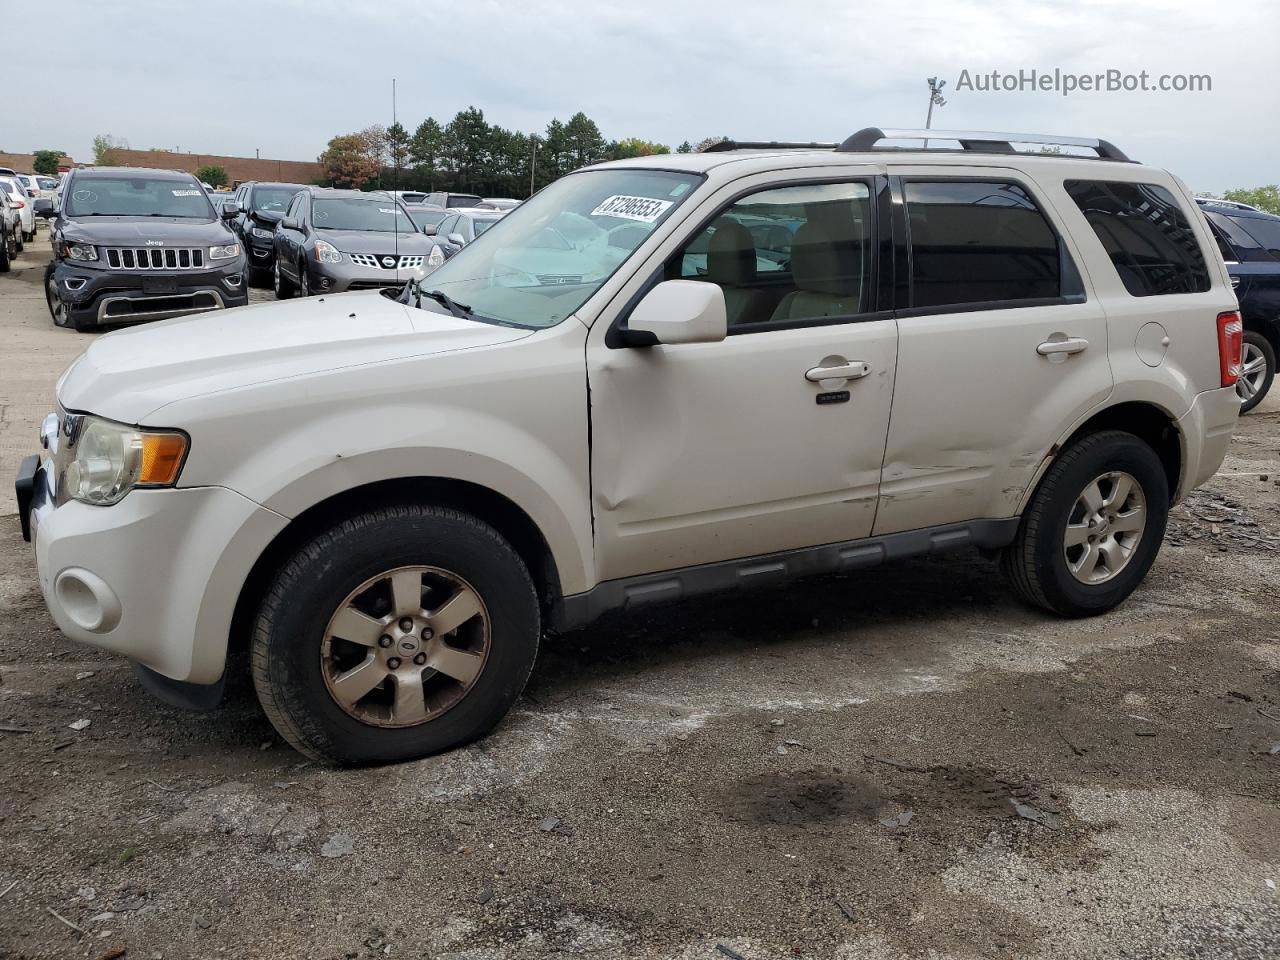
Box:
[0,152,76,173]
[103,149,324,185]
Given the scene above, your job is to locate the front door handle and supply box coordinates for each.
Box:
[806,361,871,382]
[1037,337,1089,357]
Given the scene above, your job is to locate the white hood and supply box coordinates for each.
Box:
[57,291,532,424]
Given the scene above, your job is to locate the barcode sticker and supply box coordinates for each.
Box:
[590,195,673,223]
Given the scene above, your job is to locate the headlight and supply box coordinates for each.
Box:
[62,416,188,506]
[427,245,445,267]
[314,239,342,264]
[208,243,240,261]
[64,242,97,261]
[251,227,273,239]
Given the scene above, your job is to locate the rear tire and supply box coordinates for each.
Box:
[251,504,540,765]
[272,258,294,300]
[1001,430,1168,617]
[1237,330,1275,414]
[0,230,10,272]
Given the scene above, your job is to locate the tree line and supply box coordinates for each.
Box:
[317,108,711,197]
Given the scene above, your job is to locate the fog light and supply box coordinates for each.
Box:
[224,274,242,289]
[64,277,87,291]
[54,568,122,633]
[319,277,331,289]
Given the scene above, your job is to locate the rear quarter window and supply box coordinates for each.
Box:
[1065,181,1210,296]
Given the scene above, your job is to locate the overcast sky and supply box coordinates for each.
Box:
[11,0,1275,192]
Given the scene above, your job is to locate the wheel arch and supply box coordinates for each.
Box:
[1018,401,1183,514]
[228,476,565,665]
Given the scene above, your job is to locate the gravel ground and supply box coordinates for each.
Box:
[0,248,1277,960]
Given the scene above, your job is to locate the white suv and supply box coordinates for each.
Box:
[15,128,1242,764]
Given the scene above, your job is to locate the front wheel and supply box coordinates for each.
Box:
[1001,430,1168,617]
[272,258,295,299]
[0,231,10,272]
[251,504,540,765]
[1237,330,1275,414]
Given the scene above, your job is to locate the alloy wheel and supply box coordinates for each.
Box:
[320,565,491,728]
[299,266,310,297]
[47,276,68,326]
[1237,340,1269,403]
[1063,471,1147,585]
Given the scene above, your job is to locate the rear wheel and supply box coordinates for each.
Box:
[272,258,294,300]
[1237,330,1275,413]
[0,229,10,272]
[251,504,540,765]
[1001,430,1168,617]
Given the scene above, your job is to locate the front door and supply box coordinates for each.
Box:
[586,173,898,582]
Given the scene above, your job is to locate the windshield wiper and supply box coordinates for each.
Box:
[418,287,475,321]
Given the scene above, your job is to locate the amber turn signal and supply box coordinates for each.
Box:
[136,433,188,486]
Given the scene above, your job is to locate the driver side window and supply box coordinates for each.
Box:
[670,181,874,330]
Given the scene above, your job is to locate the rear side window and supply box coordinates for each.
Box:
[904,180,1062,308]
[1065,181,1210,296]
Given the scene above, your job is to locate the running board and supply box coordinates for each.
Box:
[552,518,1019,631]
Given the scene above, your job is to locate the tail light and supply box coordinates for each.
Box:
[1217,311,1244,387]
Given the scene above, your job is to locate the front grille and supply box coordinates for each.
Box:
[348,253,425,270]
[347,280,403,291]
[105,247,205,270]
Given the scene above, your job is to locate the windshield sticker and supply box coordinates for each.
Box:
[172,189,202,197]
[378,208,397,214]
[590,195,674,223]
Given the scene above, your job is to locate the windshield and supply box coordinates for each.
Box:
[446,195,483,207]
[252,186,301,214]
[407,207,447,226]
[472,217,502,237]
[414,168,701,328]
[37,176,58,190]
[64,176,214,218]
[313,197,418,233]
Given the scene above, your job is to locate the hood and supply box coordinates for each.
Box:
[57,292,532,424]
[315,229,436,255]
[250,209,284,227]
[62,216,234,246]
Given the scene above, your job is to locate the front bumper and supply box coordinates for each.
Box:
[51,258,250,328]
[306,258,430,293]
[18,458,287,685]
[1175,385,1241,499]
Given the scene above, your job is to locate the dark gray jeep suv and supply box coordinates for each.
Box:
[40,168,248,331]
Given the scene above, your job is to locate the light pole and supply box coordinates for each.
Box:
[530,140,538,198]
[924,77,947,148]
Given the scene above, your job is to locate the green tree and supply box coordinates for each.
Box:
[319,133,380,189]
[563,112,607,167]
[442,107,492,192]
[32,150,63,175]
[1223,185,1280,216]
[694,136,730,152]
[194,165,228,188]
[385,122,411,171]
[607,138,670,160]
[92,133,128,165]
[676,141,693,154]
[410,118,444,187]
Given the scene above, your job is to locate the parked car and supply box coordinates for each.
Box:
[481,198,520,211]
[0,176,34,245]
[431,208,507,257]
[1196,198,1280,411]
[37,167,248,331]
[0,189,15,271]
[225,181,306,285]
[16,128,1242,765]
[403,203,448,231]
[389,190,430,205]
[270,187,438,297]
[17,173,59,203]
[423,191,484,209]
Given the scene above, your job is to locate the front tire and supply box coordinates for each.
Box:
[1001,430,1168,617]
[251,504,540,765]
[272,258,295,299]
[297,260,311,297]
[1237,330,1275,414]
[45,269,68,325]
[0,231,10,272]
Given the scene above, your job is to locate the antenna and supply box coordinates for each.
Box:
[392,77,399,271]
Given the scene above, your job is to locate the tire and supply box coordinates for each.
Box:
[45,268,68,325]
[1001,430,1168,617]
[13,227,22,253]
[251,504,540,765]
[297,260,311,297]
[0,230,9,272]
[1237,330,1275,414]
[272,258,294,300]
[248,265,270,288]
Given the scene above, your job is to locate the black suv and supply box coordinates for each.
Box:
[225,180,306,284]
[39,168,248,331]
[1198,198,1280,411]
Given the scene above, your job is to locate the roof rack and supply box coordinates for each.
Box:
[703,140,838,153]
[836,127,1132,162]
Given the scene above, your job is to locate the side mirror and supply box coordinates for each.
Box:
[447,233,465,246]
[220,203,239,219]
[281,217,300,231]
[624,280,727,346]
[33,198,56,218]
[422,224,437,236]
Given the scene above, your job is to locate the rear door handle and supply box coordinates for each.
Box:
[805,361,871,382]
[1036,337,1089,357]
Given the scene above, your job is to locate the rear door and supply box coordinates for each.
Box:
[875,166,1113,535]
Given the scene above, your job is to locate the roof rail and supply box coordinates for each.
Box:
[703,139,838,153]
[837,127,1132,162]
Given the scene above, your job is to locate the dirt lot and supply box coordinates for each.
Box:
[1,245,1278,960]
